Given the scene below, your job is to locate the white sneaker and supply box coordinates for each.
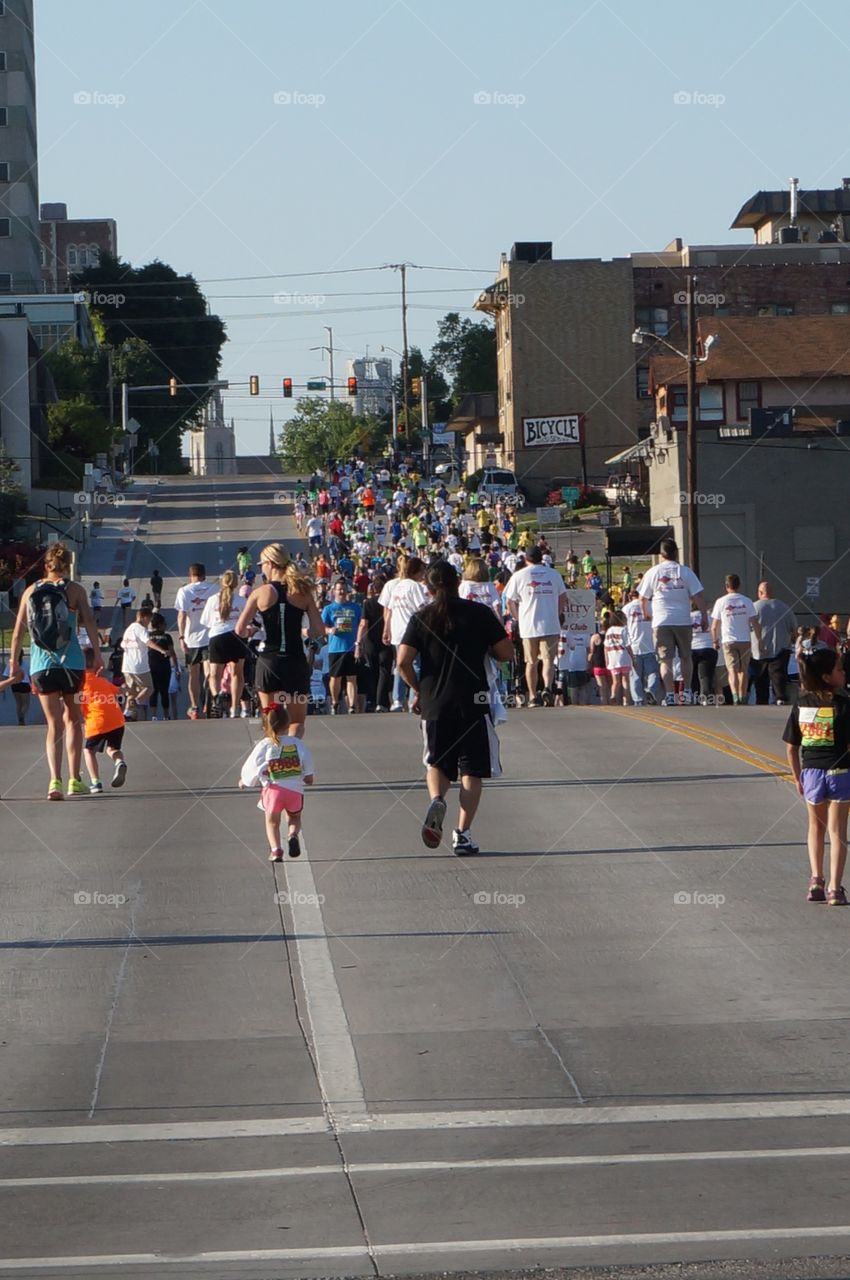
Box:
[240,708,249,718]
[111,759,127,789]
[390,700,404,712]
[421,796,447,849]
[452,828,480,855]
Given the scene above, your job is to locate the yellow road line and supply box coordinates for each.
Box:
[597,706,792,783]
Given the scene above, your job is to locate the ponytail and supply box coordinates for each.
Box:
[219,570,238,621]
[421,561,460,636]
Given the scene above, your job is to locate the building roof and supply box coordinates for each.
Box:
[445,392,498,433]
[731,186,850,228]
[649,316,850,388]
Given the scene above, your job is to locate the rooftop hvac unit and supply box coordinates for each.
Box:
[780,226,800,244]
[510,242,553,263]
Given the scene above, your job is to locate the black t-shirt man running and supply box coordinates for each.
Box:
[398,560,513,855]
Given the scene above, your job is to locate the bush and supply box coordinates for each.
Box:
[574,486,606,508]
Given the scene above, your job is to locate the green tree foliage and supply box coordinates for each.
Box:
[72,254,226,472]
[278,399,385,473]
[392,346,452,435]
[431,311,497,404]
[0,443,28,539]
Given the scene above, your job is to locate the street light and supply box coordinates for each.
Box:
[632,280,719,575]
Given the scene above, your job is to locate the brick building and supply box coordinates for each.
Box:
[39,202,118,292]
[477,182,850,500]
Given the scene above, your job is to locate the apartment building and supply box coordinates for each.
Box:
[0,0,40,295]
[40,202,118,292]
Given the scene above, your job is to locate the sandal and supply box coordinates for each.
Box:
[808,876,826,903]
[827,886,848,907]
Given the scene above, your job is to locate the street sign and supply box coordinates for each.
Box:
[561,485,580,506]
[537,506,561,528]
[805,576,820,599]
[306,379,327,391]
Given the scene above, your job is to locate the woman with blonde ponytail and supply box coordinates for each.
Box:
[235,542,324,737]
[200,569,249,717]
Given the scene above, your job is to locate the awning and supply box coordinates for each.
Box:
[605,440,652,466]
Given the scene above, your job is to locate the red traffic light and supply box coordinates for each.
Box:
[283,378,293,398]
[347,376,358,397]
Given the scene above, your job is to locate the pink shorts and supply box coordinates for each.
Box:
[261,785,304,816]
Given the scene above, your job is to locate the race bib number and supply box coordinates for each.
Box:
[268,745,302,780]
[799,706,835,749]
[334,608,354,633]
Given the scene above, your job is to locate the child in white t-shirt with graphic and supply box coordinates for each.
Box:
[239,705,314,861]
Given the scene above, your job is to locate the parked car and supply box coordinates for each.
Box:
[478,467,525,506]
[603,474,639,504]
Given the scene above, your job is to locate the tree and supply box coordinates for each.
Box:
[72,254,226,472]
[431,312,497,404]
[278,399,385,474]
[0,443,27,539]
[391,346,452,436]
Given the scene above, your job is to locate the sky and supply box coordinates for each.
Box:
[34,0,850,454]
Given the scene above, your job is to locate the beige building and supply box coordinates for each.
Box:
[189,391,236,476]
[476,245,635,499]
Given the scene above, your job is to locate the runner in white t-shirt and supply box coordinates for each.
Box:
[637,539,707,705]
[379,557,430,711]
[175,563,217,719]
[502,547,567,707]
[710,574,761,704]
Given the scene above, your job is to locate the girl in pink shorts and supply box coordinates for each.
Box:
[239,704,314,860]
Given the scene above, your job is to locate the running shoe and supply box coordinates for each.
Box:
[187,707,199,720]
[664,693,676,707]
[540,687,554,708]
[111,759,128,789]
[530,694,543,708]
[828,885,848,906]
[268,847,284,863]
[67,778,87,797]
[681,690,693,706]
[287,834,302,859]
[421,796,447,849]
[808,876,826,903]
[150,716,159,722]
[47,778,64,801]
[452,828,480,856]
[89,781,104,795]
[240,708,249,718]
[390,700,404,712]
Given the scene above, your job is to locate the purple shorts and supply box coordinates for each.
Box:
[801,768,850,804]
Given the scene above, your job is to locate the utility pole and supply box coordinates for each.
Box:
[686,273,699,575]
[420,371,429,467]
[107,348,116,475]
[325,325,335,400]
[400,264,410,444]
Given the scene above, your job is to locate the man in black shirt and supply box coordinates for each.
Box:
[398,561,513,854]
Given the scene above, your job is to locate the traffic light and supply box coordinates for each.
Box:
[347,376,357,397]
[169,377,178,397]
[283,378,293,398]
[411,376,421,397]
[249,375,260,396]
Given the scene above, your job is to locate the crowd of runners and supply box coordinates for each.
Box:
[5,453,850,883]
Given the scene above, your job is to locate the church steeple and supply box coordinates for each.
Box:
[268,406,276,456]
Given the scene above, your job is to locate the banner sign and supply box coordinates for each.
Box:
[522,415,581,448]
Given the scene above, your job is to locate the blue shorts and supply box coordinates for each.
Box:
[801,768,850,804]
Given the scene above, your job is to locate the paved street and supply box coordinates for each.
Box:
[2,474,850,1277]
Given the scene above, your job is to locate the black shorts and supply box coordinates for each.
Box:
[208,632,249,665]
[255,653,310,697]
[32,668,84,696]
[328,650,356,679]
[85,726,125,754]
[186,646,209,667]
[422,711,502,782]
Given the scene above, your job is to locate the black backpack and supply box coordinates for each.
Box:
[27,580,72,655]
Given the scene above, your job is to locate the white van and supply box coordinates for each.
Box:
[478,467,524,505]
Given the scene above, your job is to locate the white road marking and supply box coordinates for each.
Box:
[8,1228,850,1270]
[5,1145,850,1187]
[7,1097,850,1147]
[281,835,368,1121]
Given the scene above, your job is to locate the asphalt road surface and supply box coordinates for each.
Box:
[2,472,850,1279]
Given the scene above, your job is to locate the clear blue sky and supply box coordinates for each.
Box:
[36,0,850,453]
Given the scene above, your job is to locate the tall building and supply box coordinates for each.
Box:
[0,0,40,295]
[40,203,118,292]
[347,355,392,418]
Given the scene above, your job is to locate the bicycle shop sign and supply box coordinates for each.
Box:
[522,415,582,448]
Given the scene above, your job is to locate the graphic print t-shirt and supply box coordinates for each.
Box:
[322,601,362,653]
[175,581,217,647]
[783,691,850,770]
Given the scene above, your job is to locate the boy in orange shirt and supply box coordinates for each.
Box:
[79,648,128,793]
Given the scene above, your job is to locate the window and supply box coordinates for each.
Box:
[0,3,6,16]
[0,108,7,127]
[87,244,100,266]
[0,273,11,293]
[0,218,10,237]
[831,302,850,315]
[67,246,77,267]
[636,366,651,398]
[671,384,725,423]
[736,380,761,421]
[0,53,7,72]
[635,306,669,336]
[0,162,8,182]
[775,303,794,316]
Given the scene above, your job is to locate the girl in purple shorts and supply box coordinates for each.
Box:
[239,705,314,862]
[783,641,850,905]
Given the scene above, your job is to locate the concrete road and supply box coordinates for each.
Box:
[1,473,850,1279]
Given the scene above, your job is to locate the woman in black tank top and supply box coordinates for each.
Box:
[235,542,324,737]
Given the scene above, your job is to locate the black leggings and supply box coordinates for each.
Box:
[363,642,393,709]
[149,668,171,713]
[691,648,718,698]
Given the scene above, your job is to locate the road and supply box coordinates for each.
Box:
[1,472,850,1279]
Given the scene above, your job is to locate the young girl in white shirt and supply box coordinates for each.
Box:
[239,705,314,860]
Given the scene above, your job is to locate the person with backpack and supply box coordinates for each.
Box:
[9,542,104,800]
